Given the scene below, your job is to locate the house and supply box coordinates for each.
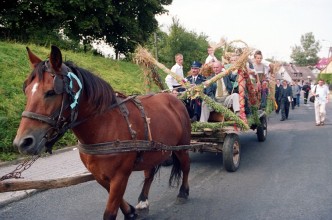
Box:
[276,65,292,82]
[310,67,321,77]
[320,59,332,74]
[277,63,316,86]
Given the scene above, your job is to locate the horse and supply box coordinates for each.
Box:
[13,45,191,220]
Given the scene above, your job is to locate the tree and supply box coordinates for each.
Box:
[290,32,321,66]
[0,0,172,57]
[146,18,209,73]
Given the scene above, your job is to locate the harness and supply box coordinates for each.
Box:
[22,61,151,155]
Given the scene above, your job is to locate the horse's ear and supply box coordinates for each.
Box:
[49,45,63,72]
[26,47,42,68]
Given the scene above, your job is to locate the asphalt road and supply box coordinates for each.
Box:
[1,102,332,220]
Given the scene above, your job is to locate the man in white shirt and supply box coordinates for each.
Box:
[311,79,329,126]
[165,53,185,93]
[205,46,218,64]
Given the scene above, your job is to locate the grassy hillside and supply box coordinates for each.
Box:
[0,41,165,161]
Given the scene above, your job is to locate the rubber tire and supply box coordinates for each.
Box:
[257,115,267,142]
[223,133,241,172]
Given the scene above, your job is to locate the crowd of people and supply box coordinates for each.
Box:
[275,78,330,125]
[165,47,330,126]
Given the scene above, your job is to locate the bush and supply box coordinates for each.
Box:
[317,73,332,87]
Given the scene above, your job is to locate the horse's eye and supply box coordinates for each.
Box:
[45,90,56,98]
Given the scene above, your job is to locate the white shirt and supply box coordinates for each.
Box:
[313,84,329,104]
[165,63,184,90]
[205,55,218,64]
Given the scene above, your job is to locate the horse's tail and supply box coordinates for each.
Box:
[169,153,182,187]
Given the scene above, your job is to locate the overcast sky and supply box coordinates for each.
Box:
[156,0,332,62]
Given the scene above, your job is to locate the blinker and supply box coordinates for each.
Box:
[53,75,64,94]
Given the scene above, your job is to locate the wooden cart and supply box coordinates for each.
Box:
[189,110,267,172]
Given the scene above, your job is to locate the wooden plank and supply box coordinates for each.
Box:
[0,173,95,193]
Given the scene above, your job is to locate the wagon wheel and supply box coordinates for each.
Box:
[222,133,241,172]
[256,115,267,142]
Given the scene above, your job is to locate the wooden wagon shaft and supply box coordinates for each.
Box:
[0,173,95,193]
[77,140,205,155]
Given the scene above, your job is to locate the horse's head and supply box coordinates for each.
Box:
[13,46,82,155]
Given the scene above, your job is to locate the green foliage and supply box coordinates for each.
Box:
[191,121,239,132]
[0,152,18,161]
[145,18,210,73]
[290,32,321,66]
[0,41,154,161]
[192,95,249,131]
[248,106,260,127]
[317,73,332,85]
[0,0,172,56]
[164,18,209,73]
[214,48,224,61]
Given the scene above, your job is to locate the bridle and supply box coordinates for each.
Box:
[22,60,83,154]
[21,60,151,155]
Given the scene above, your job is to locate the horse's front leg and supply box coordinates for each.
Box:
[120,199,137,220]
[103,174,133,220]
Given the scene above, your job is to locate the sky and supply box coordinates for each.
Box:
[156,0,332,62]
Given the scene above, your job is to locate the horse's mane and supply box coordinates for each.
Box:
[27,61,116,113]
[65,62,116,113]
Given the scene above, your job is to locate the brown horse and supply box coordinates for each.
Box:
[13,46,191,220]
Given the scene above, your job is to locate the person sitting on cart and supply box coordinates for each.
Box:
[186,61,206,122]
[260,80,269,110]
[165,53,186,93]
[199,61,240,122]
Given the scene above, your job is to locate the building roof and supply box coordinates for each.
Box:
[283,64,316,82]
[321,60,332,73]
[316,57,332,70]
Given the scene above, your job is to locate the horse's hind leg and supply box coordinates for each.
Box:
[135,167,157,212]
[173,150,190,203]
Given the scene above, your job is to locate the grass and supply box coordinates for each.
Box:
[0,41,166,161]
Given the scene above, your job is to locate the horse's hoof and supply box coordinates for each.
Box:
[135,208,149,219]
[124,204,138,220]
[124,213,138,220]
[175,196,188,205]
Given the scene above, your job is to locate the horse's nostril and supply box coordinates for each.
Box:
[22,137,34,148]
